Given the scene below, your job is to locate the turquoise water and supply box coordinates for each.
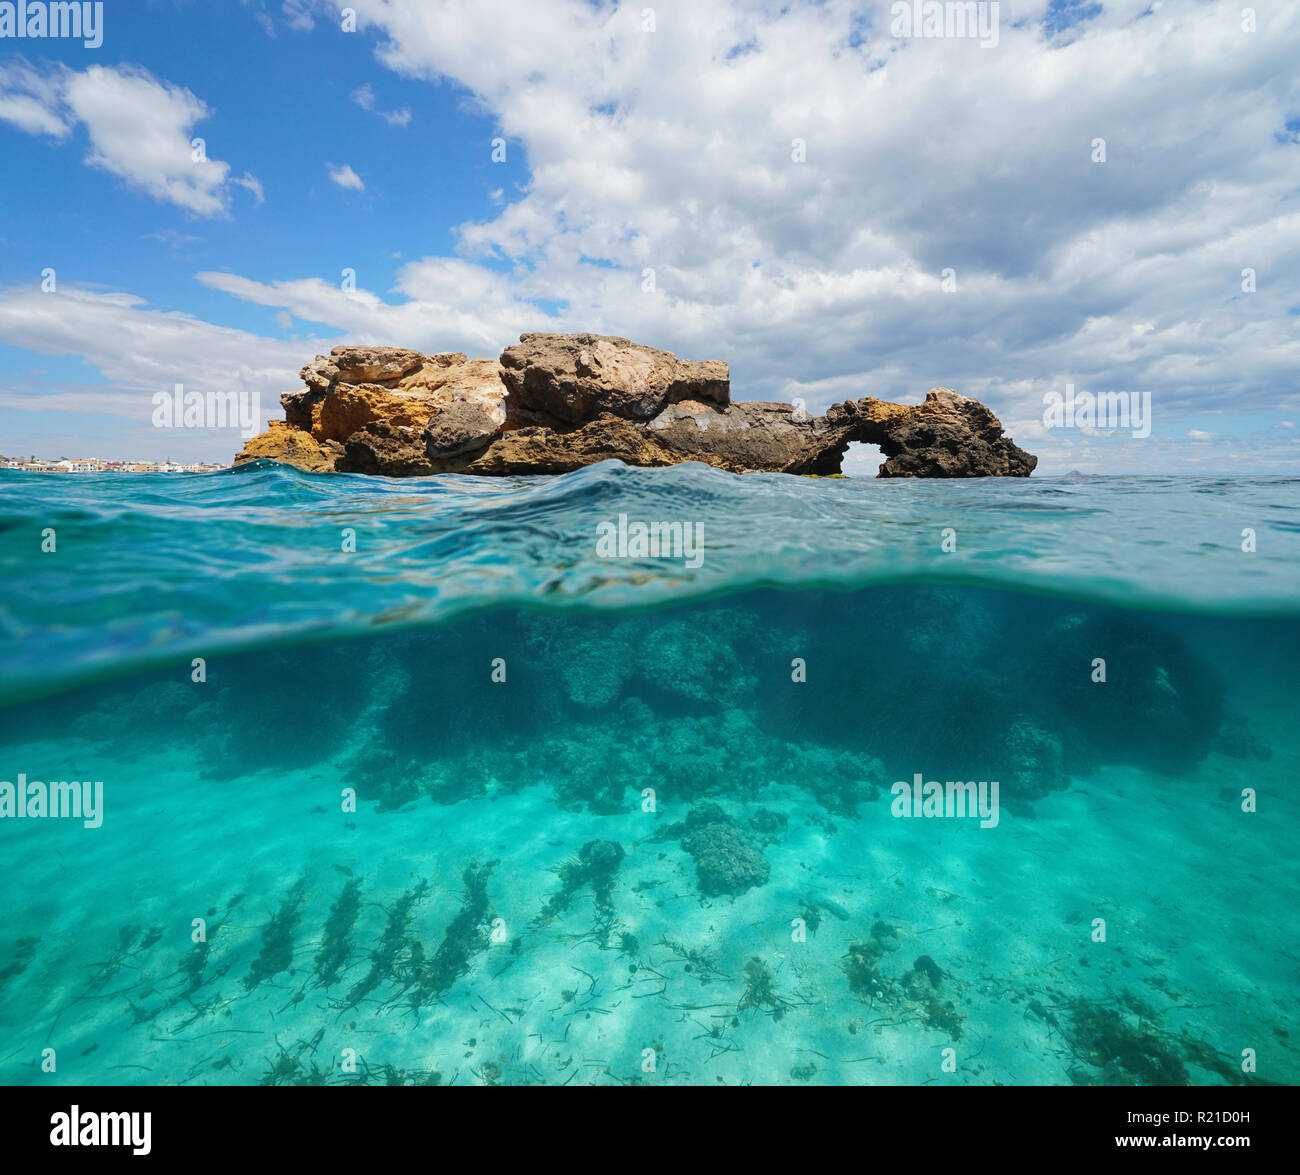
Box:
[0,462,1296,1086]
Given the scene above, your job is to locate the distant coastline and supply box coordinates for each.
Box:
[1,456,229,473]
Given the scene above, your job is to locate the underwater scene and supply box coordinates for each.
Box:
[1,462,1297,1087]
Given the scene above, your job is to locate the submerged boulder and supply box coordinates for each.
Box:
[1037,612,1225,772]
[236,335,1036,477]
[681,812,770,896]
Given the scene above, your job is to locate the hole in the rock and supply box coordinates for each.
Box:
[842,441,884,477]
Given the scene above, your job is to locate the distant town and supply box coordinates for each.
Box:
[1,455,230,473]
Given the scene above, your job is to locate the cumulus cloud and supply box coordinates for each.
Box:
[0,283,314,401]
[0,281,334,459]
[0,62,70,138]
[328,163,366,191]
[197,257,552,355]
[6,0,1300,472]
[0,61,259,217]
[256,0,1298,471]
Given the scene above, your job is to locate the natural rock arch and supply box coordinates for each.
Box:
[237,335,1037,479]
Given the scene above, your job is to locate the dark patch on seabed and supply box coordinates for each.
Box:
[0,585,1296,1086]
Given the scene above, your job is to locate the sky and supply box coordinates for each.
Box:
[0,0,1297,472]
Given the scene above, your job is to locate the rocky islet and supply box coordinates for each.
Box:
[236,333,1038,478]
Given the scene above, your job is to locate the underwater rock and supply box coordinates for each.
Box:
[1039,612,1225,772]
[681,817,770,896]
[235,335,1037,477]
[525,611,757,713]
[749,807,788,843]
[634,616,755,704]
[579,838,626,876]
[1004,719,1067,803]
[529,617,639,708]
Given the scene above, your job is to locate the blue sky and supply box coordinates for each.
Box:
[0,0,1297,471]
[1,3,526,322]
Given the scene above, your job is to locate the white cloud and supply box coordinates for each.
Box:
[0,62,259,217]
[350,83,412,126]
[328,163,366,191]
[0,283,313,401]
[241,0,277,38]
[0,63,70,137]
[281,0,318,32]
[196,258,551,355]
[0,282,332,459]
[6,1,1300,472]
[271,0,1299,471]
[144,228,201,252]
[232,172,266,203]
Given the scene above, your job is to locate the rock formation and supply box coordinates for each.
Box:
[235,334,1036,477]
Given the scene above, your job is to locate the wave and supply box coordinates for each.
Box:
[1,461,1298,702]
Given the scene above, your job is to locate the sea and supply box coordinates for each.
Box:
[0,461,1296,1087]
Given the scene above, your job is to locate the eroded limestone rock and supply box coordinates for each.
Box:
[235,336,1037,478]
[499,332,729,426]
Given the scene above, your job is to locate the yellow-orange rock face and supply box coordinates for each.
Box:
[234,420,343,472]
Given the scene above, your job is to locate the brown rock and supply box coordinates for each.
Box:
[499,333,729,426]
[424,399,505,458]
[454,414,675,474]
[827,388,1037,477]
[343,421,438,476]
[234,420,343,472]
[280,386,323,431]
[297,348,507,444]
[282,347,511,465]
[300,346,425,391]
[236,337,1037,478]
[316,383,437,442]
[648,400,848,474]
